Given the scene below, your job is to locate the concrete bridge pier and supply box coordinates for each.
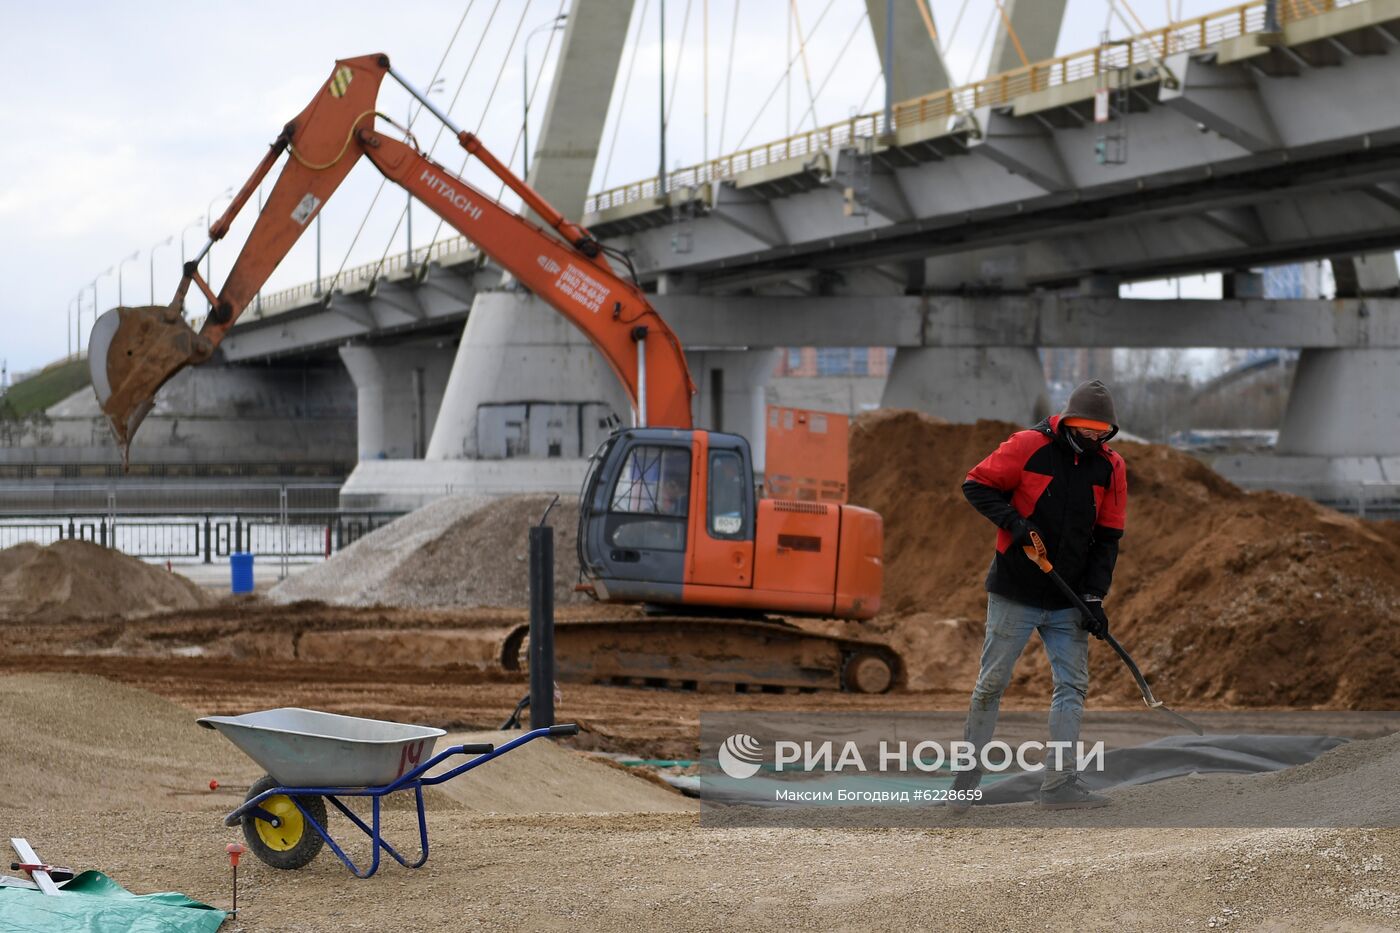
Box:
[425,291,631,460]
[687,349,779,469]
[423,0,636,465]
[339,341,455,461]
[879,346,1050,426]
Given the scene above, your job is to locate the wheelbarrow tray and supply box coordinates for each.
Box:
[198,708,444,787]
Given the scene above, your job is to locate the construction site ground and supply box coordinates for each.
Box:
[3,603,1398,932]
[5,412,1400,930]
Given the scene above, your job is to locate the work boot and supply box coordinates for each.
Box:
[1037,775,1110,810]
[945,769,982,815]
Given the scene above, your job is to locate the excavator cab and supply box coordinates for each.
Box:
[578,427,882,620]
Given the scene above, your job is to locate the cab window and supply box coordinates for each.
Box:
[607,445,690,551]
[708,450,750,539]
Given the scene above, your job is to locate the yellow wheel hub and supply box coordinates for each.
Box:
[254,795,305,852]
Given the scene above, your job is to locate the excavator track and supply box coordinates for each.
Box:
[500,617,903,694]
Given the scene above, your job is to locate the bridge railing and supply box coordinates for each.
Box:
[252,234,480,316]
[584,0,1361,215]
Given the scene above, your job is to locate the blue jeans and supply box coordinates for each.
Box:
[963,592,1089,790]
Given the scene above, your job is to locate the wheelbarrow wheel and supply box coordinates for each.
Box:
[241,774,327,870]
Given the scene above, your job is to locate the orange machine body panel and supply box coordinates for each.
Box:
[684,432,755,589]
[833,505,883,619]
[764,406,849,503]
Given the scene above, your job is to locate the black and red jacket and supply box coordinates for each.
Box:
[961,415,1127,609]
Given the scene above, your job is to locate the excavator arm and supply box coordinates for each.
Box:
[90,53,694,462]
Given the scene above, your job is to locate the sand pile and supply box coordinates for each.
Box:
[272,494,583,609]
[0,540,214,621]
[0,673,259,813]
[0,674,690,819]
[849,410,1400,707]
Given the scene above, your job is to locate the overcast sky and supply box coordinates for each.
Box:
[2,0,1237,378]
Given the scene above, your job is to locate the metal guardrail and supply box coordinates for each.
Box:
[583,0,1364,214]
[253,235,479,317]
[1228,478,1400,520]
[0,483,404,571]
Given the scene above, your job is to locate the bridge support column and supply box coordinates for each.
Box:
[425,292,630,460]
[1276,349,1400,459]
[426,0,636,462]
[687,350,779,470]
[340,342,455,461]
[879,347,1050,426]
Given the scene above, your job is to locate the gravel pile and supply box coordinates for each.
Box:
[269,493,582,609]
[269,495,489,605]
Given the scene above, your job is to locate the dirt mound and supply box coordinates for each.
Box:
[0,540,215,621]
[0,673,259,814]
[270,494,582,609]
[430,730,692,814]
[849,410,1400,708]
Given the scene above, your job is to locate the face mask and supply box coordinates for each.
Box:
[1065,429,1102,455]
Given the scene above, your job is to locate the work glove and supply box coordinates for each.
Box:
[1009,517,1041,550]
[1079,596,1109,640]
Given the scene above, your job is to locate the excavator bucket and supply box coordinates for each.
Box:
[88,304,213,466]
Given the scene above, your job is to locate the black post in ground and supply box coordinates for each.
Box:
[527,510,556,730]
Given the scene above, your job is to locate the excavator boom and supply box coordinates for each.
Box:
[89,53,693,460]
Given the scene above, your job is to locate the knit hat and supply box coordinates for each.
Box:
[1061,380,1118,438]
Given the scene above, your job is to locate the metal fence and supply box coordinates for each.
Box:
[1228,479,1400,520]
[0,483,404,576]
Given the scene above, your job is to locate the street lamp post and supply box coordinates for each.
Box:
[67,295,79,358]
[149,236,173,304]
[523,15,568,181]
[206,187,234,310]
[117,250,140,307]
[181,215,205,317]
[407,78,445,262]
[84,267,113,355]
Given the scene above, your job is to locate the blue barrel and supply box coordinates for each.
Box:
[230,552,255,594]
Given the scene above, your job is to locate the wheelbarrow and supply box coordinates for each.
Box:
[198,707,579,878]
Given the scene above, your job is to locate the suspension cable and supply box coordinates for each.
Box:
[664,0,695,127]
[967,3,1000,85]
[424,0,536,255]
[602,0,652,189]
[795,9,868,134]
[702,0,709,166]
[991,0,1030,69]
[914,0,938,46]
[716,0,740,153]
[323,0,479,297]
[495,0,570,204]
[732,0,838,150]
[788,0,820,132]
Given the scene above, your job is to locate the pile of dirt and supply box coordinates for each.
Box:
[0,673,259,813]
[849,410,1400,708]
[271,494,583,609]
[0,540,214,621]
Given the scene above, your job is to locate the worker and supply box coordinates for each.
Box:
[950,380,1127,811]
[659,474,688,516]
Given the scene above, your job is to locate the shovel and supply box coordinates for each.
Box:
[1023,531,1203,736]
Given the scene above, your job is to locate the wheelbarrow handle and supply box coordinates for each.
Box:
[548,723,580,736]
[458,743,495,754]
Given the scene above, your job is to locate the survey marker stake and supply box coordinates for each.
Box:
[9,838,64,896]
[1022,531,1204,736]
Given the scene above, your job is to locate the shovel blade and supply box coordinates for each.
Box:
[1149,701,1205,736]
[88,304,212,465]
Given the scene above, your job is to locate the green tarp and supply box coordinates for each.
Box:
[0,870,225,932]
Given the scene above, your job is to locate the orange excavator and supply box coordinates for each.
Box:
[88,54,899,693]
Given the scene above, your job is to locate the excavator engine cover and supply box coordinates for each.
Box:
[88,304,213,464]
